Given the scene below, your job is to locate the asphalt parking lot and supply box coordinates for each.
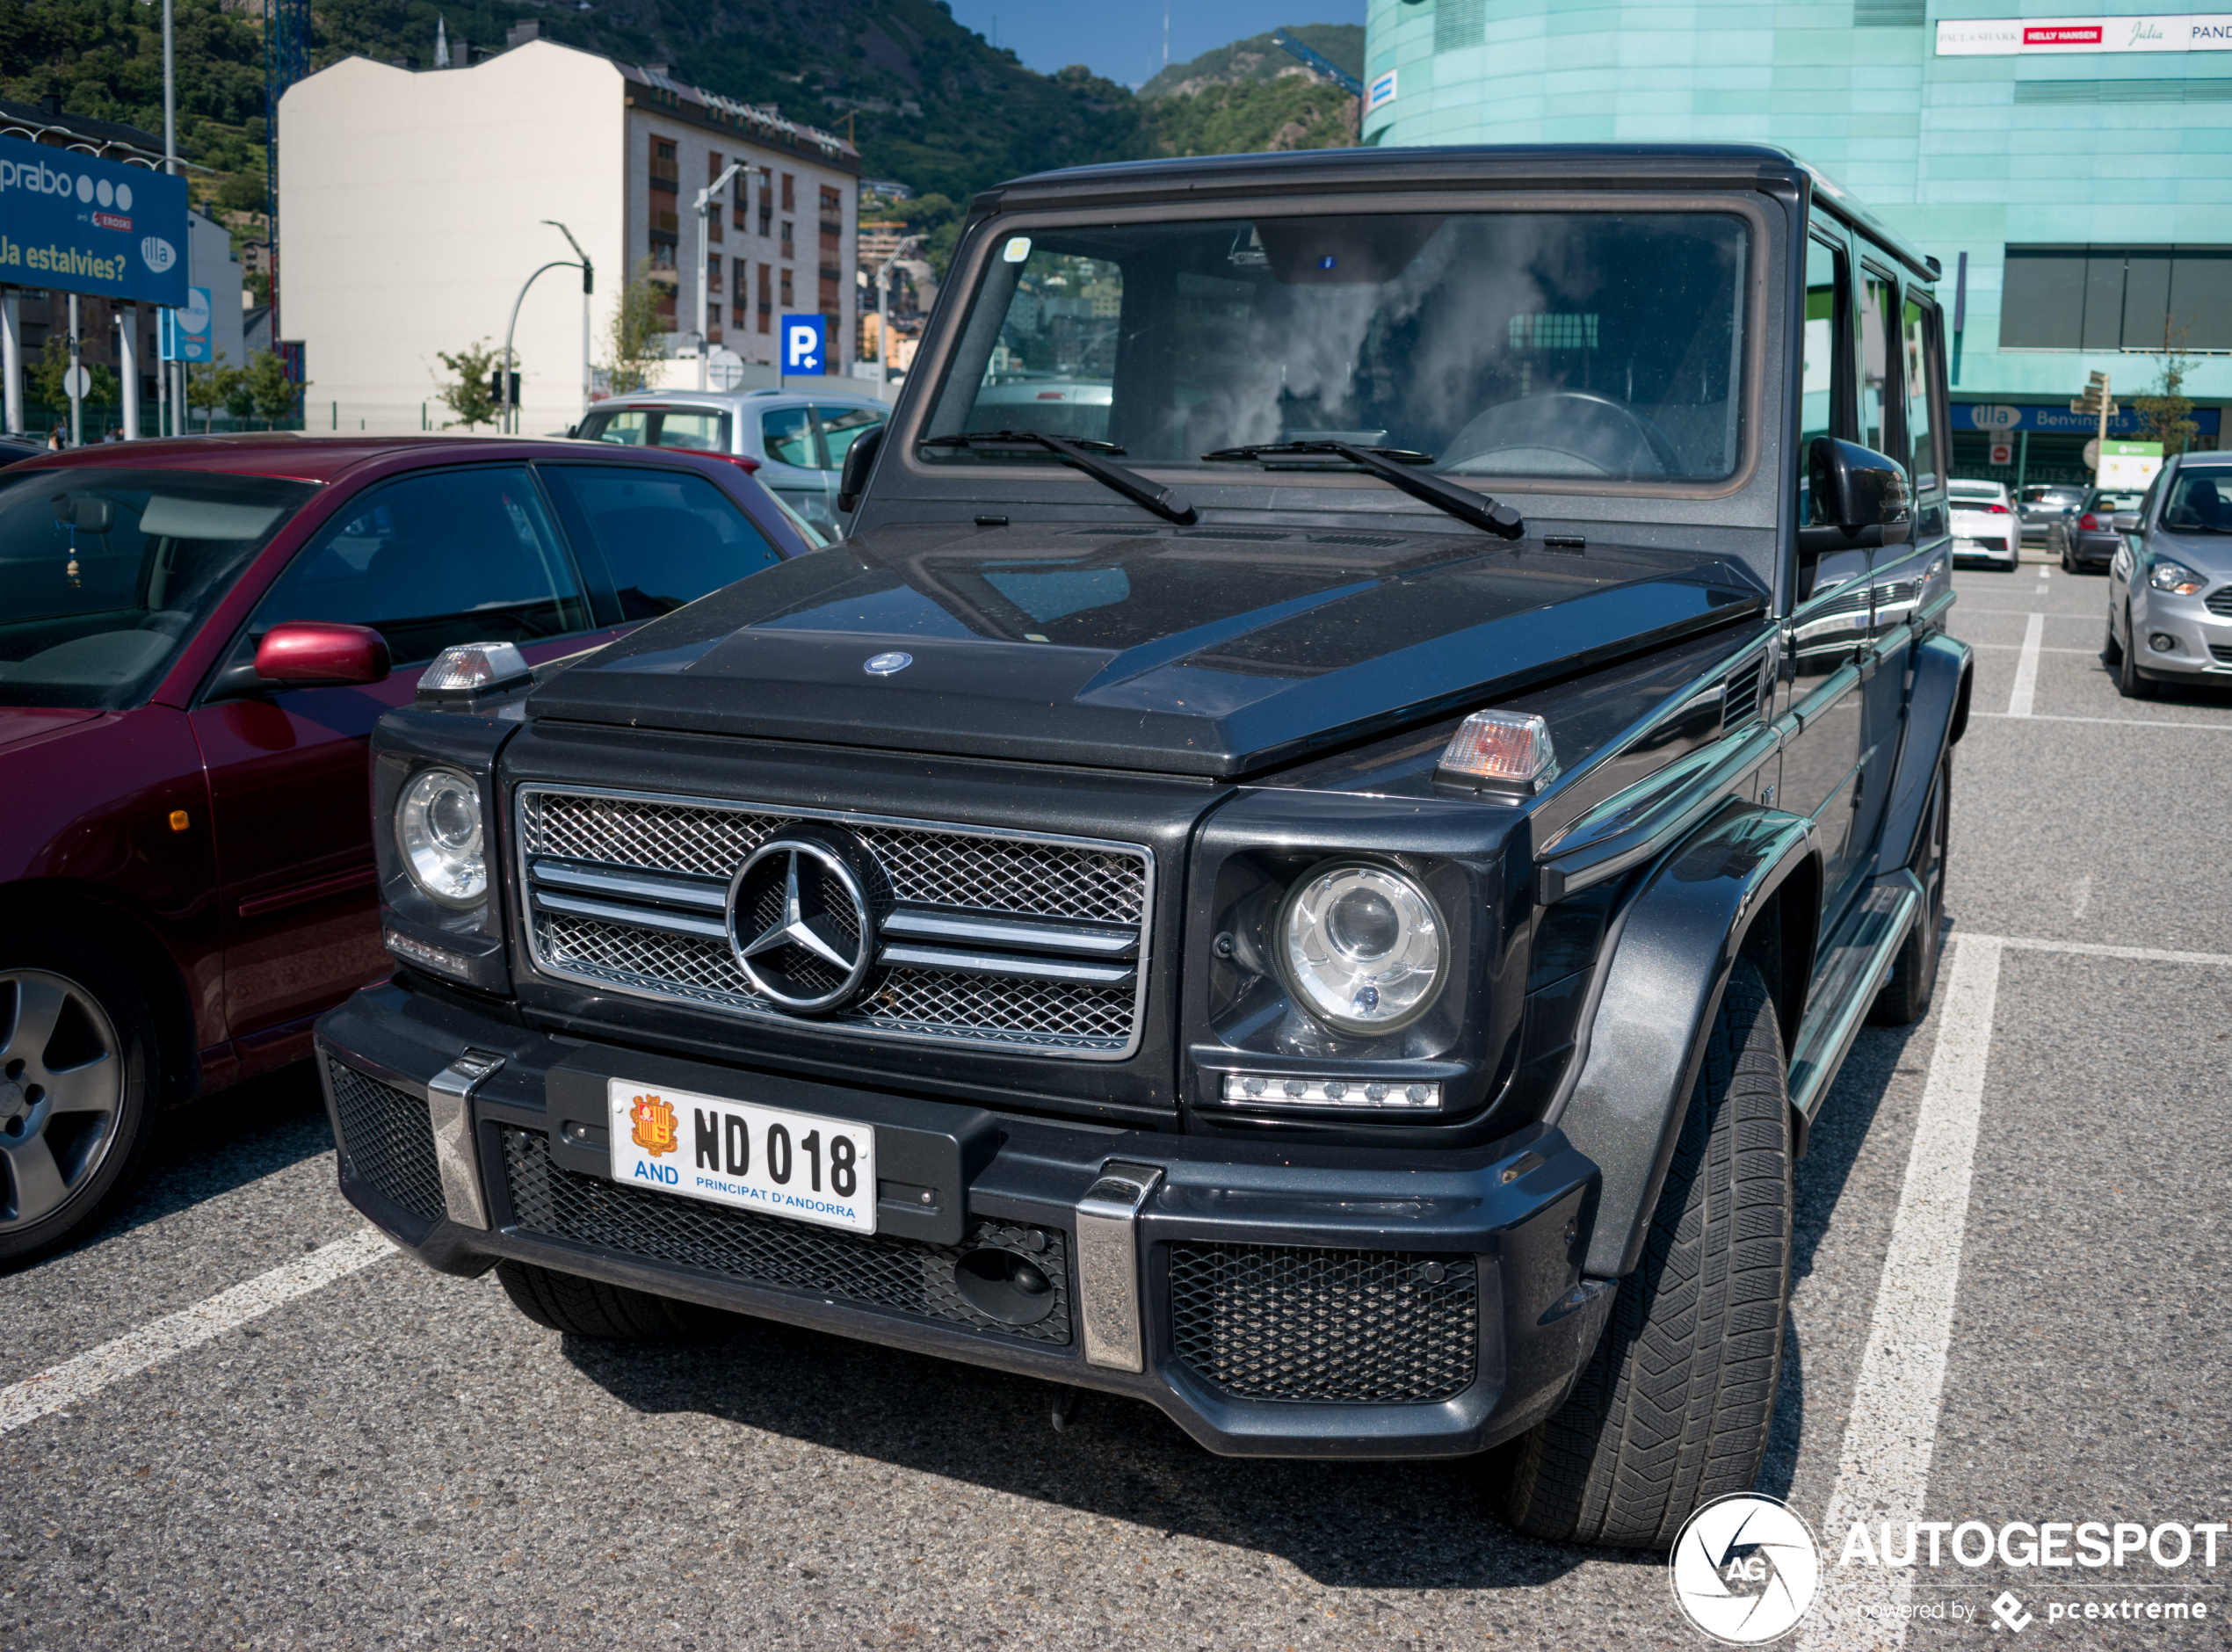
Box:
[3,558,2228,1652]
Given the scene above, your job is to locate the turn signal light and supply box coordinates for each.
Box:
[1437,710,1557,795]
[417,641,531,704]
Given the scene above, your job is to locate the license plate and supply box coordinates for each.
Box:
[1954,538,1982,552]
[607,1079,877,1233]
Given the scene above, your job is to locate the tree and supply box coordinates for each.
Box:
[2133,322,2200,458]
[185,351,236,432]
[27,336,119,425]
[602,260,666,397]
[245,348,303,427]
[432,338,507,430]
[221,362,257,425]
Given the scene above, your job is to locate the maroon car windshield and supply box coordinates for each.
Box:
[0,468,317,710]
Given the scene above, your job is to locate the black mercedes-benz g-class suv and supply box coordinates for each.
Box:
[317,144,1970,1549]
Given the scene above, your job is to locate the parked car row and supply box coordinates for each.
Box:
[2019,482,2088,545]
[2050,487,2145,573]
[2104,453,2232,697]
[1948,479,2020,570]
[0,434,821,1261]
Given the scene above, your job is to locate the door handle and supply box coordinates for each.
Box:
[1858,648,1881,683]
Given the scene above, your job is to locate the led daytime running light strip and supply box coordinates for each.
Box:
[1220,1074,1441,1109]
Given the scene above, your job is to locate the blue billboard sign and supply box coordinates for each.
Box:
[1956,401,2221,438]
[781,313,827,375]
[159,286,213,362]
[0,137,189,307]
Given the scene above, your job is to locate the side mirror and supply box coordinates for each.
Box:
[255,620,391,687]
[1801,436,1911,554]
[836,424,885,514]
[2111,511,2141,533]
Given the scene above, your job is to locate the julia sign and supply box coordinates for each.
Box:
[0,137,188,306]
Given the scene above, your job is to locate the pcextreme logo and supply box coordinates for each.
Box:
[1670,1495,1822,1644]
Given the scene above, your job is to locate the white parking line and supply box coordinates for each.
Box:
[1801,929,2230,1648]
[2005,612,2045,716]
[1975,710,2232,732]
[1967,643,2099,655]
[0,1230,396,1436]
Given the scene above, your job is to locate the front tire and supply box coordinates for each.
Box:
[1490,960,1793,1548]
[0,931,162,1267]
[495,1259,741,1343]
[2116,605,2156,699]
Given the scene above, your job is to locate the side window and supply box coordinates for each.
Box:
[540,465,781,621]
[760,407,822,469]
[1901,295,1944,498]
[814,403,886,468]
[252,467,589,664]
[582,410,653,446]
[1799,232,1850,527]
[649,409,731,453]
[1859,265,1897,458]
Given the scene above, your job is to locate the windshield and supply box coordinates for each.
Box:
[2162,471,2232,530]
[0,468,316,709]
[923,210,1751,485]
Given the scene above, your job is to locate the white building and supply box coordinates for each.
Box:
[278,35,859,436]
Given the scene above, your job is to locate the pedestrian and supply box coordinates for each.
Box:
[45,426,62,451]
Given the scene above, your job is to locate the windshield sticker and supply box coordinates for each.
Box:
[1003,236,1032,263]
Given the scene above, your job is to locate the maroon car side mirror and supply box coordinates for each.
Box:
[254,621,392,687]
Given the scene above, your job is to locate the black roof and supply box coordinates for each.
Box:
[0,97,172,163]
[982,142,1937,284]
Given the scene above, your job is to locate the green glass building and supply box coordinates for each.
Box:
[1360,0,2232,485]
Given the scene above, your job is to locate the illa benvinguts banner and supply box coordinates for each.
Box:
[0,137,189,307]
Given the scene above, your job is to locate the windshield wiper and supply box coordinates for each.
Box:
[1201,441,1525,540]
[921,430,1196,525]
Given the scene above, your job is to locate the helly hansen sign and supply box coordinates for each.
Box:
[1937,13,2232,53]
[0,138,188,306]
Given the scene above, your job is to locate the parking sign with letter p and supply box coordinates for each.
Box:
[783,314,827,375]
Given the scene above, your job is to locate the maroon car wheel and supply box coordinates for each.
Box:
[0,932,159,1265]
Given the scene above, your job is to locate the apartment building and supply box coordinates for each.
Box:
[279,35,859,434]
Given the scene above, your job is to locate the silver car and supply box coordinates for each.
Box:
[2104,454,2232,697]
[573,388,888,536]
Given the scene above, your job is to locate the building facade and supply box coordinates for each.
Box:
[279,38,859,436]
[1361,0,2232,486]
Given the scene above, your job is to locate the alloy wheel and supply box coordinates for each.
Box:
[0,969,125,1232]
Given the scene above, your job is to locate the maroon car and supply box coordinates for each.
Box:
[0,434,818,1261]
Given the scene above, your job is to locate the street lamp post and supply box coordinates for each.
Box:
[501,260,583,434]
[541,221,594,425]
[693,161,743,392]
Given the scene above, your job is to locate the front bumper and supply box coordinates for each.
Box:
[1951,531,2016,562]
[2127,586,2232,677]
[315,980,1611,1460]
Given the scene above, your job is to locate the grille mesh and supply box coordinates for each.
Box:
[1168,1242,1478,1404]
[326,1057,445,1225]
[2205,588,2232,619]
[528,793,1146,925]
[522,790,1151,1055]
[501,1128,1072,1344]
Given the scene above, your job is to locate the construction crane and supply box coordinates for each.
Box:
[1271,28,1364,98]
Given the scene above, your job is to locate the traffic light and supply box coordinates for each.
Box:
[488,370,521,406]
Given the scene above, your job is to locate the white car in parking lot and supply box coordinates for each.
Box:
[1948,479,2020,570]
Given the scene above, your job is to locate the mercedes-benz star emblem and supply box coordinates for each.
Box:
[863,651,912,675]
[727,836,878,1013]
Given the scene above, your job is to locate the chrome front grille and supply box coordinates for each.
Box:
[518,787,1153,1059]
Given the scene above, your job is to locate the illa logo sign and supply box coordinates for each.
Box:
[782,313,826,375]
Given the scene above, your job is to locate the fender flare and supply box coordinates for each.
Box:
[1544,800,1820,1279]
[1873,630,1973,880]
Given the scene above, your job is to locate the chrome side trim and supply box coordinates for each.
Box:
[530,888,729,942]
[425,1049,505,1230]
[1076,1160,1164,1373]
[1787,872,1921,1121]
[879,907,1139,957]
[1536,721,1782,902]
[874,942,1136,986]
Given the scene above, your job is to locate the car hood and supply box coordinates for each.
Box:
[0,706,105,752]
[526,521,1767,779]
[2154,527,2232,569]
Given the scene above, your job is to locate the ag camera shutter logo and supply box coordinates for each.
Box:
[1670,1494,1822,1644]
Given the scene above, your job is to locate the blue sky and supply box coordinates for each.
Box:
[941,0,1362,88]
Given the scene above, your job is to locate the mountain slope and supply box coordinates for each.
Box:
[1138,24,1362,100]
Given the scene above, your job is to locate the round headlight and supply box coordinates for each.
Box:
[396,767,486,907]
[1279,862,1446,1034]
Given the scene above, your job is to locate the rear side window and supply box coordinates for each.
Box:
[540,465,782,621]
[815,403,887,467]
[760,407,822,468]
[251,466,590,664]
[579,408,734,453]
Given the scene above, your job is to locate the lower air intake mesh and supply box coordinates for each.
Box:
[325,1057,446,1225]
[499,1128,1071,1346]
[1168,1242,1478,1404]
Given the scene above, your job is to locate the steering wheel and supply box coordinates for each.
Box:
[1440,390,1687,479]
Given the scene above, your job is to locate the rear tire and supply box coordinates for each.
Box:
[1490,960,1793,1549]
[0,930,162,1267]
[2116,606,2156,699]
[495,1259,742,1343]
[1871,757,1950,1025]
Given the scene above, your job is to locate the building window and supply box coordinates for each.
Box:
[780,220,794,256]
[780,268,794,308]
[650,137,678,193]
[759,204,773,237]
[758,264,772,333]
[781,172,795,213]
[2000,245,2232,352]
